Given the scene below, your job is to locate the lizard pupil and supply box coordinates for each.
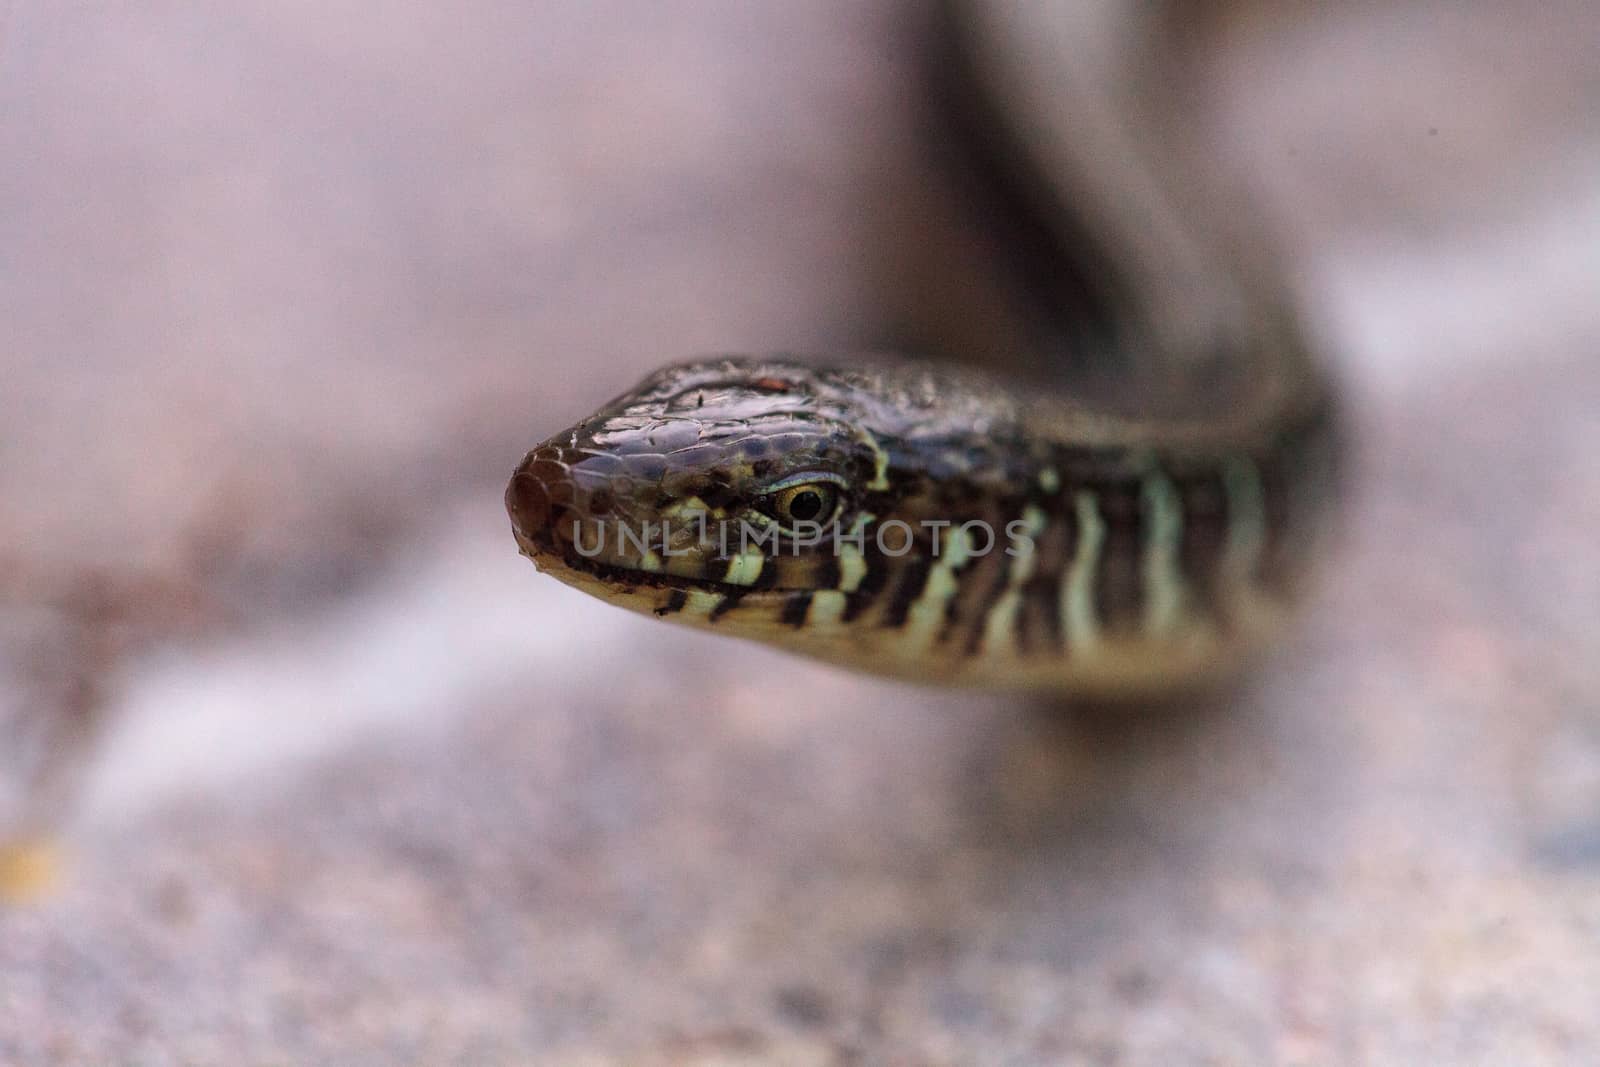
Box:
[787,490,824,522]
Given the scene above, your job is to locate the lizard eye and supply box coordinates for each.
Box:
[759,474,844,530]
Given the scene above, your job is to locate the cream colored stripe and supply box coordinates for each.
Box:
[831,512,874,593]
[899,524,971,654]
[807,589,847,627]
[1061,490,1105,650]
[1140,471,1187,637]
[721,550,765,587]
[836,546,866,593]
[980,505,1047,658]
[682,588,724,619]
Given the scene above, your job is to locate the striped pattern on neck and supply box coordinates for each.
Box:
[506,356,1337,694]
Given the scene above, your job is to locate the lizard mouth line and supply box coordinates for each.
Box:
[513,528,798,598]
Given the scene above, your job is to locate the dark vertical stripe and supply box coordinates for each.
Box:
[1019,501,1074,656]
[957,515,1020,654]
[842,541,892,622]
[813,555,842,593]
[1178,470,1230,628]
[780,591,812,628]
[960,554,1013,655]
[882,556,934,629]
[750,556,780,590]
[1093,481,1144,634]
[655,589,688,617]
[709,591,744,622]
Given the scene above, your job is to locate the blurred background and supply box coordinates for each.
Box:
[1,0,1597,1062]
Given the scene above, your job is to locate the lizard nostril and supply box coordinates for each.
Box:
[505,464,553,539]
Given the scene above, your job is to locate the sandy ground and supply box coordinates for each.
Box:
[1,1,1597,1063]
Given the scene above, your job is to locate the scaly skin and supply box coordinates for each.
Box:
[506,353,1337,694]
[506,0,1343,694]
